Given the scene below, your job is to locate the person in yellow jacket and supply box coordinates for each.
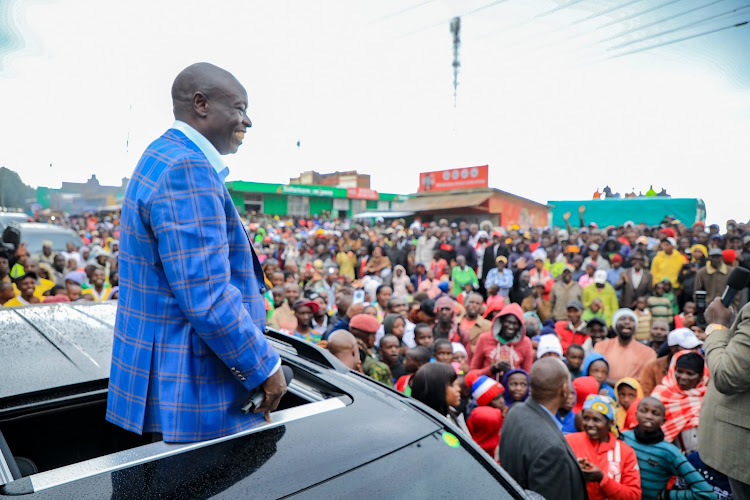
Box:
[11,260,55,299]
[583,270,619,326]
[650,237,686,289]
[4,272,41,307]
[81,268,111,302]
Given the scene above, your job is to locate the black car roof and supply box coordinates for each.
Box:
[0,303,115,405]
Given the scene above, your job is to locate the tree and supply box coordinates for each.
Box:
[0,167,36,209]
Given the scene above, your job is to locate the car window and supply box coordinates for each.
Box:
[289,431,518,499]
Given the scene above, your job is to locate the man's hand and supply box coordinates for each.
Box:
[490,360,511,376]
[254,368,288,422]
[705,297,733,327]
[578,205,586,214]
[563,212,571,222]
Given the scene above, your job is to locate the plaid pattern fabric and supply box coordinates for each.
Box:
[651,350,709,443]
[106,129,279,443]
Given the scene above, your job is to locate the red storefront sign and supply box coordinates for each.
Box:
[347,187,379,200]
[418,165,489,192]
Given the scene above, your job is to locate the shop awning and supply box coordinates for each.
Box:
[352,211,415,219]
[392,192,492,212]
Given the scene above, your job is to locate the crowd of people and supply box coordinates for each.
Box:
[4,208,750,498]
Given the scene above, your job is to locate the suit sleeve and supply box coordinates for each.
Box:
[599,443,641,500]
[526,444,581,500]
[150,159,279,390]
[704,305,750,395]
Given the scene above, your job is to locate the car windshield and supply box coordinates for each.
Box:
[18,228,82,254]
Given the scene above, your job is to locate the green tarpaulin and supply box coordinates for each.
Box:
[548,198,705,227]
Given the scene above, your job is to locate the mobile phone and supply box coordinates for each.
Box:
[694,290,707,314]
[353,289,365,305]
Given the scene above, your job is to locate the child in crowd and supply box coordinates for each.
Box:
[433,339,454,364]
[621,397,715,500]
[556,382,577,435]
[378,334,405,381]
[633,296,652,341]
[382,313,407,355]
[395,346,431,396]
[582,352,615,398]
[647,282,673,328]
[582,298,606,324]
[566,344,585,379]
[673,301,695,329]
[615,378,643,432]
[452,342,470,374]
[414,322,434,350]
[536,334,563,360]
[464,373,505,460]
[502,369,529,410]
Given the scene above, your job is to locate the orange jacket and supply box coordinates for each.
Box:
[565,432,641,500]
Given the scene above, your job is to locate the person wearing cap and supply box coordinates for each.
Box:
[650,237,686,289]
[484,255,514,299]
[537,334,563,359]
[555,300,590,354]
[566,394,642,500]
[605,253,626,296]
[482,229,511,284]
[695,247,737,307]
[4,272,41,307]
[594,308,657,385]
[550,265,583,322]
[348,313,393,386]
[528,248,551,286]
[583,270,618,327]
[615,252,652,309]
[464,373,505,458]
[583,243,610,272]
[639,327,702,396]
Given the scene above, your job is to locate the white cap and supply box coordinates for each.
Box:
[594,269,607,285]
[667,328,703,349]
[537,334,563,359]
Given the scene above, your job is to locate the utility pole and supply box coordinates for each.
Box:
[450,17,461,108]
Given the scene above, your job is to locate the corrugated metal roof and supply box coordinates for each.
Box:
[391,192,491,212]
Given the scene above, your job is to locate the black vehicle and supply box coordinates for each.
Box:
[0,303,530,499]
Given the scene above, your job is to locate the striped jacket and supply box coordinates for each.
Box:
[106,129,279,442]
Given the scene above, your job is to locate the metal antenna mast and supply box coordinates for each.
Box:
[450,16,461,107]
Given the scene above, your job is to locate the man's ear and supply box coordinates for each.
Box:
[192,91,209,118]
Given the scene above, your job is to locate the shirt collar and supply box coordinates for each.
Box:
[171,120,230,181]
[539,403,564,432]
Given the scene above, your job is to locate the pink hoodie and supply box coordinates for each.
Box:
[469,303,533,379]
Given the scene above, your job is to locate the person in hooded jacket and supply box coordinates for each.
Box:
[469,303,534,381]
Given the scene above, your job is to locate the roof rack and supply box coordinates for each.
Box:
[264,328,348,373]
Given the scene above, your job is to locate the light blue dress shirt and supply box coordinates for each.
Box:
[171,120,230,181]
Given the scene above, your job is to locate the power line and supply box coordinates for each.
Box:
[607,18,749,59]
[569,0,647,26]
[600,0,726,42]
[597,0,683,29]
[607,4,750,51]
[401,0,512,38]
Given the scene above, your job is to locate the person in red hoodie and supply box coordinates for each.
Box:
[469,303,533,381]
[566,395,642,500]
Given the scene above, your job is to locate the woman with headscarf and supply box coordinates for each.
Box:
[582,352,616,399]
[501,368,529,410]
[566,395,642,500]
[390,265,411,299]
[650,351,708,455]
[614,378,643,432]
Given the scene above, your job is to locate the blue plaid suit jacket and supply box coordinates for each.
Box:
[106,129,280,442]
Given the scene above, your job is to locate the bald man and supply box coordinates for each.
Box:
[327,330,361,371]
[498,358,588,500]
[107,63,285,443]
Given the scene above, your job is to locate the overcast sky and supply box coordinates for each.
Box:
[0,0,748,225]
